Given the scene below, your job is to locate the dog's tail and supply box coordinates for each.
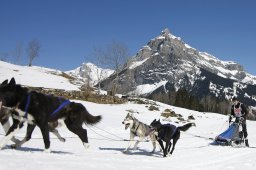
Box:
[82,105,102,125]
[177,123,194,132]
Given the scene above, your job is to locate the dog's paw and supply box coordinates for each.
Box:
[132,147,138,150]
[83,143,90,149]
[0,143,5,150]
[59,138,66,142]
[10,144,17,149]
[122,150,129,153]
[44,148,51,153]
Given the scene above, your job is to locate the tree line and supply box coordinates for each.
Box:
[149,88,230,115]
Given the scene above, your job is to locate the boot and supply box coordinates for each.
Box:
[245,139,249,147]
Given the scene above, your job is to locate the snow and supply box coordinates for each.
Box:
[184,43,196,50]
[217,72,227,78]
[129,81,168,95]
[0,61,79,91]
[1,100,256,170]
[1,61,256,170]
[199,52,220,62]
[66,62,114,86]
[129,58,150,69]
[242,74,256,84]
[215,66,238,76]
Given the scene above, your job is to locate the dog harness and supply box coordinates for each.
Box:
[23,93,70,118]
[51,99,70,116]
[24,93,31,118]
[130,120,141,135]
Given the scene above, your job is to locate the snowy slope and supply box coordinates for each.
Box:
[0,61,80,91]
[0,100,256,170]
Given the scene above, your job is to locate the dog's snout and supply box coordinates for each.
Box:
[122,121,124,124]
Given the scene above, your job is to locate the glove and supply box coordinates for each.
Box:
[239,117,244,122]
[229,116,233,124]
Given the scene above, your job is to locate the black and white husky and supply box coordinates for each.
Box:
[0,78,102,152]
[122,113,157,153]
[0,106,66,146]
[0,106,20,144]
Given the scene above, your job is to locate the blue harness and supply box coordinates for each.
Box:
[24,94,31,118]
[51,99,70,116]
[24,94,70,118]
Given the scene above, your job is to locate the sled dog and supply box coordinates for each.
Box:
[122,113,157,153]
[150,119,194,157]
[0,106,66,146]
[0,78,101,151]
[0,106,20,144]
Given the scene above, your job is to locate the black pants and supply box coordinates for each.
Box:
[235,118,248,139]
[241,123,248,139]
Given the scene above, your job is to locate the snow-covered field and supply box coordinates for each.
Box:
[0,101,256,170]
[0,61,256,170]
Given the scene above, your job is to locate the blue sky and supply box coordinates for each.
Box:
[0,0,255,75]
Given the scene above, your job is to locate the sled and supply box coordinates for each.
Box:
[214,119,244,146]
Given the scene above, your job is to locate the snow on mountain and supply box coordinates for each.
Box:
[129,80,168,96]
[66,62,114,86]
[128,29,256,85]
[100,28,256,107]
[0,61,80,90]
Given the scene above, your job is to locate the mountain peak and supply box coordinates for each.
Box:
[67,62,114,86]
[160,28,178,40]
[161,28,171,35]
[100,28,256,108]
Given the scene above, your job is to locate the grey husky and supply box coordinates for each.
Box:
[122,113,157,153]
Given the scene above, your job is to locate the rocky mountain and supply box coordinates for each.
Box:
[66,62,114,87]
[100,28,256,107]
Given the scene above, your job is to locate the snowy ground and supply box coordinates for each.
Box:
[1,61,256,169]
[0,100,256,170]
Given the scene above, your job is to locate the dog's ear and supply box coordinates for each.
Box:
[1,79,8,85]
[157,119,160,122]
[9,77,16,86]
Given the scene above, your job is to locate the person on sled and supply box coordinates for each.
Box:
[229,96,249,147]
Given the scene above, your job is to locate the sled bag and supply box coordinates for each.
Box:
[215,123,239,145]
